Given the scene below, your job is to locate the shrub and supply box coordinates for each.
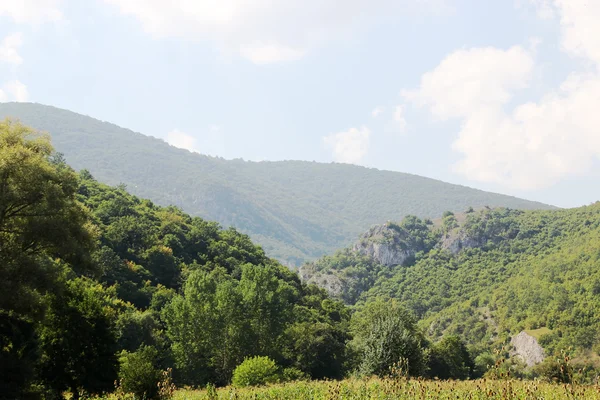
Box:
[118,346,162,398]
[281,367,308,382]
[231,356,280,388]
[532,356,573,383]
[473,352,495,378]
[427,335,474,380]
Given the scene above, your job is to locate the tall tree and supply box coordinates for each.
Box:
[0,120,95,397]
[350,299,426,377]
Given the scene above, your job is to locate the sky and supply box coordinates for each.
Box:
[1,0,600,208]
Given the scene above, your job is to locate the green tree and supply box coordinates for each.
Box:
[38,278,119,399]
[118,346,162,399]
[350,299,426,377]
[428,335,474,380]
[0,120,95,397]
[163,267,248,385]
[231,356,280,388]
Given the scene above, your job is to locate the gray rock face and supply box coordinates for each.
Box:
[439,228,482,254]
[510,331,545,367]
[352,223,413,266]
[298,265,345,297]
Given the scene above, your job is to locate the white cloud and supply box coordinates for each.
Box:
[166,126,225,156]
[402,46,535,120]
[102,0,448,64]
[371,106,384,117]
[0,0,63,24]
[451,75,600,189]
[405,0,600,190]
[166,129,198,153]
[0,33,23,66]
[554,0,600,67]
[323,126,370,164]
[0,80,29,102]
[393,105,407,132]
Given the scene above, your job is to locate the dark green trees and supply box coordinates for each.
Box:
[350,299,426,377]
[38,279,119,399]
[0,120,96,398]
[163,264,350,386]
[428,335,474,380]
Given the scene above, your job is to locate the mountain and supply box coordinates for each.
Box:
[0,102,555,266]
[299,205,600,364]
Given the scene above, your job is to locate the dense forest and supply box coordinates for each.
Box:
[301,205,600,377]
[0,103,553,266]
[1,120,483,399]
[2,119,596,399]
[1,120,351,398]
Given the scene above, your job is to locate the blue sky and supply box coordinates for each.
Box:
[1,0,600,208]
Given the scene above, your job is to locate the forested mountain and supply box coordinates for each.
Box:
[300,205,600,370]
[2,120,596,400]
[1,121,349,398]
[0,102,554,266]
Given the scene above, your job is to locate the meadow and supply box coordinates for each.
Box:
[169,377,600,400]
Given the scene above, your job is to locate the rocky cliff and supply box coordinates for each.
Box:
[352,223,418,266]
[510,331,545,367]
[298,213,492,303]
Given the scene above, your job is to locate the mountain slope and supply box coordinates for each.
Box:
[0,102,555,265]
[300,205,600,362]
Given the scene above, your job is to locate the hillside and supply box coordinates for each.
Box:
[2,120,352,397]
[300,205,600,364]
[0,102,554,266]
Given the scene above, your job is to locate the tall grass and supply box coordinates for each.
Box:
[173,376,600,399]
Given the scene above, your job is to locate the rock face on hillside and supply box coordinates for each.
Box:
[297,265,345,297]
[510,331,545,367]
[439,228,482,255]
[352,223,415,266]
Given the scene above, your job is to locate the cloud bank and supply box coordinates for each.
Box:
[404,0,600,190]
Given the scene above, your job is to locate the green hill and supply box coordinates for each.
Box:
[0,102,554,266]
[1,120,349,397]
[300,205,600,364]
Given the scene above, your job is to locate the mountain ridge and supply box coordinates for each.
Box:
[0,102,555,265]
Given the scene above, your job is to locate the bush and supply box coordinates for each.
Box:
[473,352,495,378]
[118,346,162,398]
[427,335,474,380]
[532,356,573,383]
[281,367,308,382]
[231,356,280,388]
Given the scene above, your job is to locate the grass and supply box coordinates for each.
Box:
[524,327,551,340]
[171,377,600,399]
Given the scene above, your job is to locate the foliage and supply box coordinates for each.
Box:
[532,353,574,384]
[427,335,474,380]
[5,117,600,398]
[349,299,426,377]
[0,120,96,398]
[231,357,280,388]
[0,121,350,397]
[118,346,162,399]
[38,277,119,398]
[310,205,600,367]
